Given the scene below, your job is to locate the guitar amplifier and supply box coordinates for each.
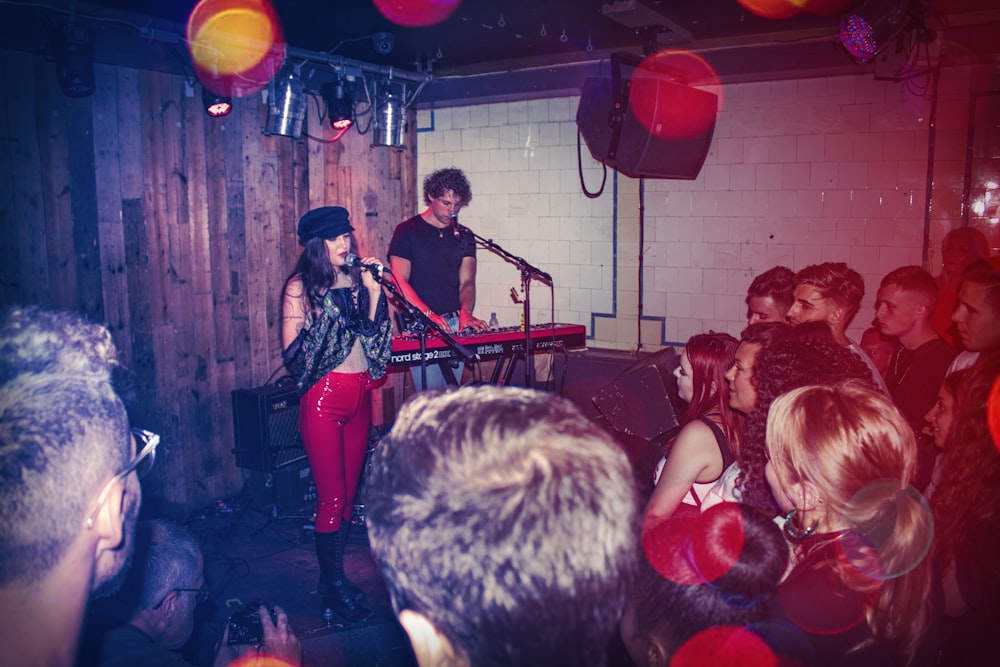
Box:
[247,456,317,517]
[232,381,303,472]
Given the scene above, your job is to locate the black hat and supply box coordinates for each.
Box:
[297,206,354,242]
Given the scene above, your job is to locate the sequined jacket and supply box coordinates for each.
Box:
[283,285,393,395]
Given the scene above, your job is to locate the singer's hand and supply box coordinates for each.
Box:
[359,256,385,290]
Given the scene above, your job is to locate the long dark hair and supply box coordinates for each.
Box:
[291,234,361,310]
[932,352,1000,570]
[682,332,743,447]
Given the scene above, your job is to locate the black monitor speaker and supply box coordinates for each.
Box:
[576,54,717,180]
[232,381,303,472]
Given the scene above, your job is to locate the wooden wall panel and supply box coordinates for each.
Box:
[1,48,415,512]
[0,50,48,306]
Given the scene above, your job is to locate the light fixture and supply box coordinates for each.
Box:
[53,25,96,97]
[320,79,354,141]
[263,65,308,139]
[837,0,916,63]
[202,85,232,117]
[372,79,406,148]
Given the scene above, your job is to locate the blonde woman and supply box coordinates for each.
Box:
[765,382,934,667]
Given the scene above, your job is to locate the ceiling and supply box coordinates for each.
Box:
[2,0,999,106]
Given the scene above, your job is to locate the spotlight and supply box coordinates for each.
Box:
[53,25,95,97]
[202,86,232,117]
[372,79,406,148]
[263,65,307,139]
[837,0,915,63]
[320,79,354,140]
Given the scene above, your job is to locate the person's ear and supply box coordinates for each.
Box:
[829,304,845,324]
[797,481,821,512]
[86,479,126,554]
[398,609,462,667]
[647,634,671,667]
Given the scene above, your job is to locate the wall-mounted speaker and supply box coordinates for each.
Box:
[576,72,717,180]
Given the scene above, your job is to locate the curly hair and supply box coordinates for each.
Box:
[931,351,1000,571]
[422,167,472,207]
[735,336,876,514]
[739,322,792,391]
[682,332,744,446]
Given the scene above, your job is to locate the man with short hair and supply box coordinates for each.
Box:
[874,266,956,489]
[948,256,1000,374]
[365,386,640,667]
[0,305,147,667]
[745,266,795,325]
[96,520,301,667]
[785,261,889,394]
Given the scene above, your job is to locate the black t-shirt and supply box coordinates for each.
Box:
[387,214,476,314]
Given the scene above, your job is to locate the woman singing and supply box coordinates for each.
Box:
[281,206,392,624]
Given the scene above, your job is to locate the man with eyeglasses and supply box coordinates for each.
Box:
[0,305,148,667]
[93,520,302,667]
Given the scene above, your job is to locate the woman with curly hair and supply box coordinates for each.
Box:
[735,334,876,515]
[766,382,934,667]
[929,352,1000,665]
[644,332,744,532]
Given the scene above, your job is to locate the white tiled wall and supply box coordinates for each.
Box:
[415,63,997,351]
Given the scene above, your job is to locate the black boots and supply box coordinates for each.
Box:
[315,529,372,624]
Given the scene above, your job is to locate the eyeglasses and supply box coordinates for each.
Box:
[153,587,211,610]
[86,428,161,529]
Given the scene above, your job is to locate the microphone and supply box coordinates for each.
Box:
[451,213,459,238]
[344,253,389,274]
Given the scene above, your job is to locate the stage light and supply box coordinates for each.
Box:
[202,85,232,117]
[263,65,307,139]
[372,79,406,148]
[321,79,354,141]
[837,0,913,63]
[53,25,96,97]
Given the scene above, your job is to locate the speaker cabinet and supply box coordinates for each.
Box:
[247,457,317,517]
[576,75,717,180]
[232,382,303,472]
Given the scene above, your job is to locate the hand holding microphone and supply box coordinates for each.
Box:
[345,252,390,275]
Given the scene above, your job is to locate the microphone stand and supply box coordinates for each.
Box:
[461,224,553,388]
[376,269,476,388]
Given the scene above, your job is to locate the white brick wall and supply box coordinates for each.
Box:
[412,63,996,350]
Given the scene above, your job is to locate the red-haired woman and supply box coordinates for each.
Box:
[644,332,744,533]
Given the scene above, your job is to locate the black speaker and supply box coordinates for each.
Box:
[576,74,717,180]
[232,381,303,471]
[247,457,317,517]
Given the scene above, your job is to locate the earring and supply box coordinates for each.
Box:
[783,507,818,541]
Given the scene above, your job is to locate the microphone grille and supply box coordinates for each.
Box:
[344,252,359,266]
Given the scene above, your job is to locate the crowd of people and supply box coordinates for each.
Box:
[2,168,997,667]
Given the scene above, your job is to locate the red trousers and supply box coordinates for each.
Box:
[298,371,372,533]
